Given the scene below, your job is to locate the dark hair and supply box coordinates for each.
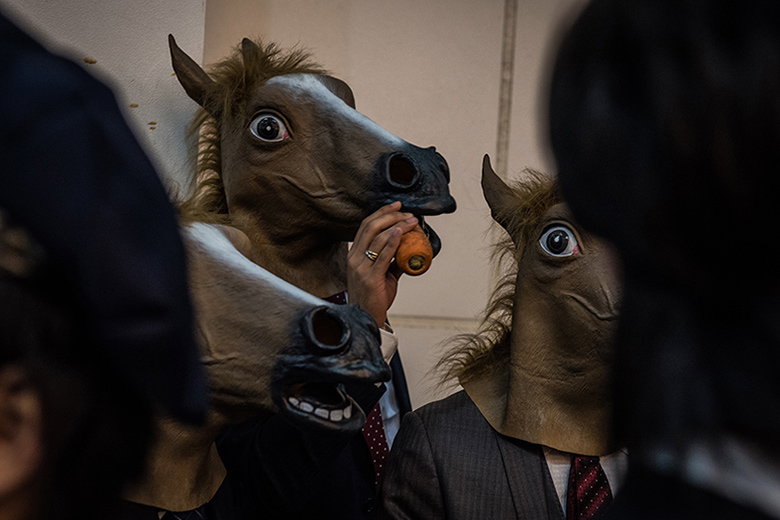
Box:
[0,275,154,520]
[548,0,780,457]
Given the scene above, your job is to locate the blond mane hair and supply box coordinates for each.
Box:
[436,170,561,387]
[178,39,327,224]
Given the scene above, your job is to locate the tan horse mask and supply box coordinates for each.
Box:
[451,156,622,456]
[183,223,388,432]
[169,36,456,297]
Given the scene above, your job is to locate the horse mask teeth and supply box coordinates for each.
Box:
[285,384,356,424]
[287,382,349,407]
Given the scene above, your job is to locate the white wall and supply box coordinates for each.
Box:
[0,0,207,192]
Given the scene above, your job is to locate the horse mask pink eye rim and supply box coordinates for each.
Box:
[539,224,581,257]
[249,111,291,143]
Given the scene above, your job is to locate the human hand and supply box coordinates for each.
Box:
[347,202,418,327]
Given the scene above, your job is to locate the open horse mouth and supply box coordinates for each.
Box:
[282,381,358,428]
[274,369,386,433]
[271,305,390,434]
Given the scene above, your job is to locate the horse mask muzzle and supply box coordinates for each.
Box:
[372,145,456,255]
[272,303,391,434]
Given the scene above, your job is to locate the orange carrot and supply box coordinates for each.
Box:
[396,225,434,276]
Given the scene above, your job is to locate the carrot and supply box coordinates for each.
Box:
[395,225,434,276]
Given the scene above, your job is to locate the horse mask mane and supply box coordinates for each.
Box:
[439,156,622,456]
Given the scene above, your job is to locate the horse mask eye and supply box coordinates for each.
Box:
[250,113,290,142]
[540,225,579,257]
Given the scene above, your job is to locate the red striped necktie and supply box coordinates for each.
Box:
[566,455,613,520]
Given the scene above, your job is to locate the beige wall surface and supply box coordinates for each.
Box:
[0,0,206,189]
[202,0,586,408]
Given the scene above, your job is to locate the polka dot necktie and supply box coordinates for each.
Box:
[565,456,613,520]
[362,402,389,489]
[323,291,389,489]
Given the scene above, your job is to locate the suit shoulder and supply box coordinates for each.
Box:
[414,389,475,416]
[408,390,488,438]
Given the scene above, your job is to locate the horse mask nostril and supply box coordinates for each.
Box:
[303,306,351,355]
[386,153,420,190]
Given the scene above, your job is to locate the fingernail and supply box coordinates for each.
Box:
[405,217,417,223]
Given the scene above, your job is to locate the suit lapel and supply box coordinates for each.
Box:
[495,435,565,520]
[390,352,412,416]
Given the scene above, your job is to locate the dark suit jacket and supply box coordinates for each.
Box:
[116,354,411,520]
[289,352,412,519]
[378,390,564,520]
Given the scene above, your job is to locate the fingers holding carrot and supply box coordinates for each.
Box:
[347,202,419,326]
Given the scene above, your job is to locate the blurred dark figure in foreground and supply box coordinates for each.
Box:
[0,10,207,520]
[548,0,780,518]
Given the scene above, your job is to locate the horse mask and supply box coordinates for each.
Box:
[183,223,389,432]
[457,156,622,456]
[169,35,455,298]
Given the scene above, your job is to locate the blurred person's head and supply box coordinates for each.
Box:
[0,11,208,518]
[548,0,780,463]
[0,218,158,520]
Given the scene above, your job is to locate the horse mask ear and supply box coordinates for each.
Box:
[317,76,356,109]
[169,34,214,108]
[481,154,519,235]
[240,38,258,66]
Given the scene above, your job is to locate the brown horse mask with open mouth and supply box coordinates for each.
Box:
[444,156,622,456]
[170,36,455,297]
[183,223,389,432]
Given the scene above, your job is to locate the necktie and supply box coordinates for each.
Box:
[362,402,389,489]
[323,291,390,488]
[566,455,613,520]
[161,506,207,520]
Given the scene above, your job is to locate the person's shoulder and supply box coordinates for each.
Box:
[415,388,473,412]
[411,390,483,429]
